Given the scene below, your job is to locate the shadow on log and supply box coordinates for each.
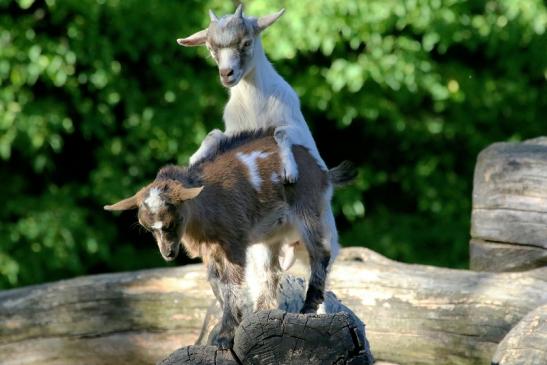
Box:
[160,310,373,365]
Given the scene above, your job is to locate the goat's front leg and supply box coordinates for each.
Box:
[273,125,328,183]
[189,129,226,165]
[245,243,281,311]
[207,262,244,349]
[273,126,300,183]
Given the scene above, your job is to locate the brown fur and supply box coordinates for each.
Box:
[106,134,334,349]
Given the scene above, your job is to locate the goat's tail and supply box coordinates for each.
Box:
[328,160,358,186]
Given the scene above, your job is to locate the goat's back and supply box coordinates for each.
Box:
[198,133,328,214]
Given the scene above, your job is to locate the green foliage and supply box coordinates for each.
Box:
[0,0,545,288]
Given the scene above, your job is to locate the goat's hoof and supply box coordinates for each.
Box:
[214,335,234,350]
[282,169,298,184]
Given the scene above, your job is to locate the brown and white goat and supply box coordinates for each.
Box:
[105,130,355,349]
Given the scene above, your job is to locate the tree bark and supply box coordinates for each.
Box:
[471,137,547,272]
[492,304,547,365]
[1,248,546,365]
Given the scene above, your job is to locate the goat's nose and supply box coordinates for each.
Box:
[219,68,234,77]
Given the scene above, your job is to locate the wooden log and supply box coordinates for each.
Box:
[160,310,373,365]
[492,304,547,365]
[193,275,368,348]
[470,239,547,272]
[159,345,237,365]
[1,248,546,365]
[471,136,547,272]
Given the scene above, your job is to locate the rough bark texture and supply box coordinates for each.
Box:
[1,248,546,365]
[471,137,547,272]
[492,304,547,365]
[161,310,373,365]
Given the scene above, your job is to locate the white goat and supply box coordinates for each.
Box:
[177,4,327,184]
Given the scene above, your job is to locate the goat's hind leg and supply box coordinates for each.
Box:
[297,214,332,314]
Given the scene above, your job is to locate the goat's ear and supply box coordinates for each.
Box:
[209,9,219,22]
[172,185,204,202]
[177,29,208,47]
[104,195,139,211]
[104,186,146,211]
[256,8,285,33]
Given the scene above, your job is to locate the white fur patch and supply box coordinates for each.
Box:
[218,48,239,74]
[271,172,280,184]
[317,303,327,314]
[152,221,163,230]
[245,243,273,307]
[145,188,164,214]
[236,151,271,191]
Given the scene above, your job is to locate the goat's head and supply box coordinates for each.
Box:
[177,4,285,87]
[104,181,203,261]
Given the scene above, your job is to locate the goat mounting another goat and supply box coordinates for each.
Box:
[177,4,327,185]
[105,130,355,349]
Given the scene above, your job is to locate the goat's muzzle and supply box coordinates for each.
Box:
[219,68,238,87]
[161,243,180,261]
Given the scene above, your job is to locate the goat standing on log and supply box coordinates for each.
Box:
[105,131,355,349]
[177,4,327,185]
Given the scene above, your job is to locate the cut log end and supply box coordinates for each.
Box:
[471,137,547,272]
[159,309,374,365]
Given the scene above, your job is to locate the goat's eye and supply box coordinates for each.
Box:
[242,40,251,48]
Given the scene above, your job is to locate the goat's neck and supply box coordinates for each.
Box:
[225,39,287,133]
[238,40,280,94]
[181,198,208,242]
[224,39,290,134]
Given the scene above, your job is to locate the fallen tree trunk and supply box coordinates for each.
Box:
[1,248,546,365]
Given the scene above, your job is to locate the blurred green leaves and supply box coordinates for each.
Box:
[0,0,545,288]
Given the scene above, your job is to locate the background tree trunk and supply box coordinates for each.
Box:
[1,248,546,365]
[470,137,547,272]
